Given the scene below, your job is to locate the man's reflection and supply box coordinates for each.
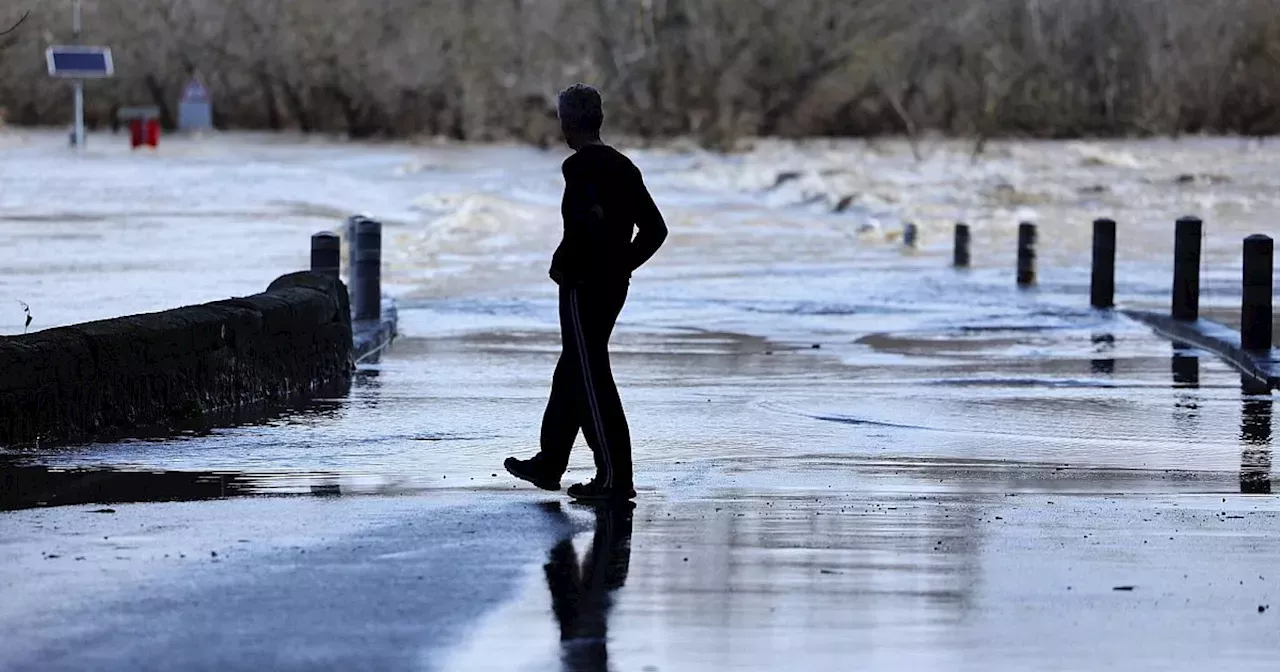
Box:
[1240,377,1273,494]
[544,501,634,672]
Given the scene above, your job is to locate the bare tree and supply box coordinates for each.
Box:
[2,0,1280,143]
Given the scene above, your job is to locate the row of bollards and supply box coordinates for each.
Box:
[952,220,1041,287]
[1158,215,1272,349]
[951,215,1274,351]
[310,215,383,322]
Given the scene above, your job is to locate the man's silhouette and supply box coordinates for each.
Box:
[505,84,668,501]
[543,502,634,671]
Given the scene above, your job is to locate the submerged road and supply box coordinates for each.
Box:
[5,132,1280,669]
[5,306,1280,670]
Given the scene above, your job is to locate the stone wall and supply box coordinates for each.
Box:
[0,272,353,448]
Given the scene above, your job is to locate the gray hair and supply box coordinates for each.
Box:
[557,83,603,134]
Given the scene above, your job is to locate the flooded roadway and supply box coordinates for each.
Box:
[2,130,1279,670]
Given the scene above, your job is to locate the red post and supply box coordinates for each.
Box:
[129,119,144,149]
[145,118,161,148]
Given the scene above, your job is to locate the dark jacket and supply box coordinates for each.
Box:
[550,144,668,285]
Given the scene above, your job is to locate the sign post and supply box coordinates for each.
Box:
[45,1,113,149]
[73,80,84,148]
[73,0,81,148]
[46,46,113,148]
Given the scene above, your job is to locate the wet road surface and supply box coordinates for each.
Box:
[6,482,1280,670]
[5,302,1278,670]
[1,494,576,671]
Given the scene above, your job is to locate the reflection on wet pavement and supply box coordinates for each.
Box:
[436,486,1280,672]
[1241,390,1273,495]
[540,502,634,672]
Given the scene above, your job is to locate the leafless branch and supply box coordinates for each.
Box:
[0,10,28,38]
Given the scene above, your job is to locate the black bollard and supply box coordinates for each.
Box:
[1017,222,1037,287]
[903,222,918,248]
[310,231,341,281]
[353,217,382,321]
[953,223,971,268]
[1172,216,1202,321]
[1242,234,1273,351]
[345,214,365,284]
[1091,218,1116,309]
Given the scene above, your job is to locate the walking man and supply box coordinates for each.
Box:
[505,84,668,501]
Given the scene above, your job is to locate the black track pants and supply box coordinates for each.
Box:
[539,283,633,489]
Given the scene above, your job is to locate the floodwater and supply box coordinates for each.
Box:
[2,130,1280,669]
[1,129,1274,480]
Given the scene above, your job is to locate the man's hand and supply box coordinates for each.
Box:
[550,267,567,285]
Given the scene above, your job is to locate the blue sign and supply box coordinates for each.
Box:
[179,74,213,131]
[181,76,209,104]
[46,46,113,78]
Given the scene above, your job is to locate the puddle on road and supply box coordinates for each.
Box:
[0,464,257,511]
[0,463,352,511]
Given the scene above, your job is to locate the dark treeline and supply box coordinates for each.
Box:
[1,0,1278,147]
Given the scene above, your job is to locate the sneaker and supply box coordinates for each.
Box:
[567,479,636,501]
[504,456,561,491]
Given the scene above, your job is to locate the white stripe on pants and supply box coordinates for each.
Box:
[569,288,613,488]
